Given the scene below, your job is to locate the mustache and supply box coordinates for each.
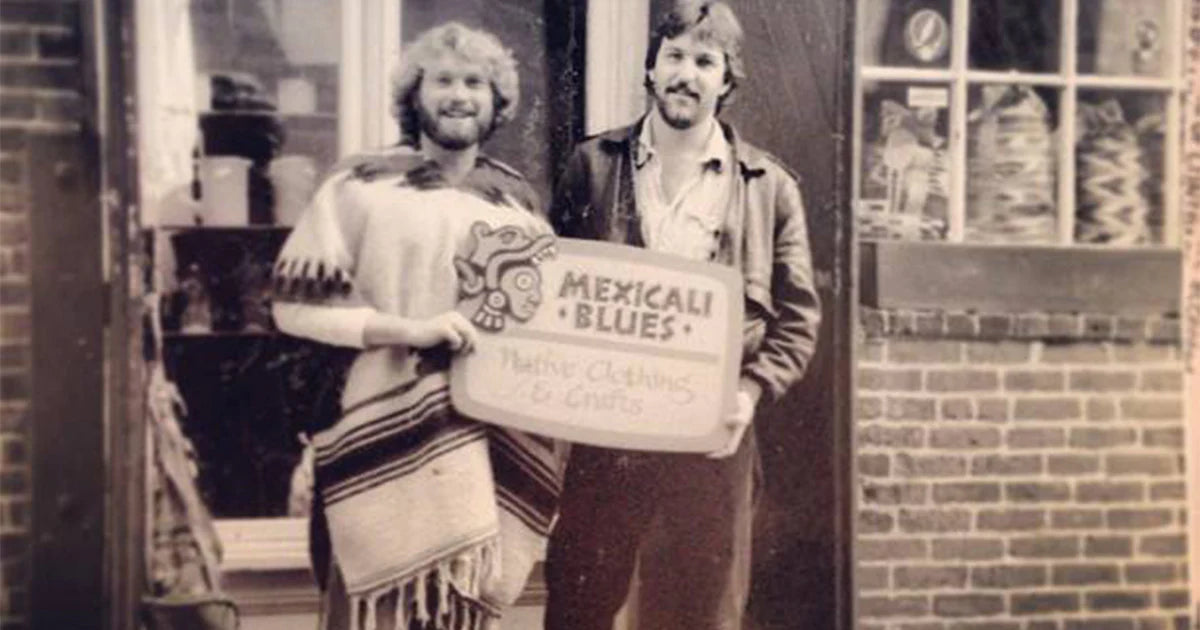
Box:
[665,83,700,100]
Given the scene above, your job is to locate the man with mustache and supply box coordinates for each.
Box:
[544,1,821,628]
[272,22,561,630]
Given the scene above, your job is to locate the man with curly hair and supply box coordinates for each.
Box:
[544,1,822,628]
[272,22,561,630]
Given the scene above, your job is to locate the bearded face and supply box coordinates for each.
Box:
[415,54,497,150]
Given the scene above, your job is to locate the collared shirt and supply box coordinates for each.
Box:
[633,112,733,261]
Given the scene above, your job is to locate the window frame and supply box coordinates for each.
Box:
[853,0,1188,248]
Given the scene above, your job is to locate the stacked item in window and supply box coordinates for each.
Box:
[1074,99,1154,245]
[966,85,1057,244]
[859,99,949,241]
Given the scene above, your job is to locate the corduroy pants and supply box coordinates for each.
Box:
[544,431,759,630]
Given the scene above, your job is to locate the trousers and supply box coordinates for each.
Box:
[544,431,759,630]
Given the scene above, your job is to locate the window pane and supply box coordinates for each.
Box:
[861,0,953,69]
[965,84,1060,244]
[1077,0,1171,78]
[1075,90,1167,245]
[859,81,951,241]
[969,0,1061,73]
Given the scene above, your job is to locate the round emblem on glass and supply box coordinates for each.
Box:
[903,8,950,64]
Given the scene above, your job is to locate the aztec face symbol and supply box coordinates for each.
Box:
[454,222,557,332]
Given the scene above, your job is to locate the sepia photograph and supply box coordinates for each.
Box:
[0,0,1195,629]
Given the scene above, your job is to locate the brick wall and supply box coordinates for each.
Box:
[856,308,1190,630]
[0,2,85,628]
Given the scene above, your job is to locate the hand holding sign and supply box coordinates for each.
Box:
[450,226,744,453]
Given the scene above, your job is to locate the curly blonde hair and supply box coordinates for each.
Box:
[391,22,520,145]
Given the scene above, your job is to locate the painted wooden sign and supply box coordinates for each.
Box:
[450,230,743,452]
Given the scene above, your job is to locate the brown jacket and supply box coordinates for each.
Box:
[550,118,821,403]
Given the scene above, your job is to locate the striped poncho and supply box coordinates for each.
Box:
[272,146,563,630]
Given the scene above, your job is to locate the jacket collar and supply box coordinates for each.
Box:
[596,114,769,180]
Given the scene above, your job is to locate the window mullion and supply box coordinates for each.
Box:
[1058,0,1079,245]
[948,0,969,243]
[1163,0,1185,246]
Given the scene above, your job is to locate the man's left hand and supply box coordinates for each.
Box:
[708,380,761,459]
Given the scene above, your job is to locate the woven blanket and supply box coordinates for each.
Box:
[314,367,561,629]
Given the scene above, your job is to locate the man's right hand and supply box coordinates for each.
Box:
[363,310,479,353]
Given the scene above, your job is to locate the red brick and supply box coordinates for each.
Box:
[888,340,962,364]
[0,64,80,91]
[1138,535,1186,557]
[1156,589,1189,609]
[1120,398,1182,421]
[966,342,1031,363]
[1142,428,1184,449]
[1065,620,1136,630]
[0,312,30,341]
[1006,427,1065,449]
[1086,591,1151,612]
[1083,315,1116,339]
[1107,509,1172,530]
[0,30,33,57]
[887,397,937,420]
[971,454,1042,476]
[860,368,922,391]
[1009,535,1079,558]
[898,508,972,533]
[859,510,894,534]
[1087,398,1119,421]
[1070,428,1137,449]
[858,538,928,561]
[0,2,79,25]
[931,538,1003,561]
[1147,318,1180,343]
[1014,314,1051,338]
[897,454,967,478]
[859,595,930,619]
[948,623,1020,630]
[1148,482,1185,502]
[1085,535,1134,558]
[856,395,883,420]
[933,594,1004,618]
[0,375,28,399]
[977,509,1045,532]
[1114,317,1148,341]
[0,94,34,121]
[1006,482,1070,503]
[35,30,79,60]
[1105,454,1179,476]
[940,398,974,421]
[976,399,1009,421]
[1004,370,1064,391]
[1124,563,1176,584]
[1047,314,1083,337]
[977,315,1012,339]
[970,565,1046,588]
[1052,509,1105,529]
[859,454,890,477]
[1070,370,1137,392]
[933,482,1000,504]
[889,310,919,336]
[1112,344,1171,362]
[927,370,998,392]
[35,93,82,124]
[857,566,889,591]
[1014,397,1082,421]
[860,340,885,362]
[862,309,887,337]
[858,425,924,448]
[929,427,1000,449]
[1053,564,1121,586]
[1011,592,1080,615]
[1042,343,1110,363]
[1077,482,1144,503]
[1140,370,1182,392]
[1048,454,1101,476]
[945,313,976,337]
[915,312,945,336]
[894,566,968,589]
[861,482,928,506]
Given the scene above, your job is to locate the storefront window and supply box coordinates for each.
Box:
[856,0,1184,247]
